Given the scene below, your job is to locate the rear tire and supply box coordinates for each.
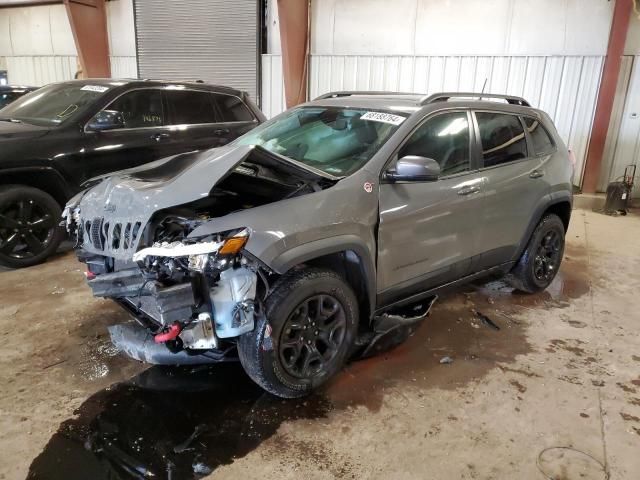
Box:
[238,268,358,398]
[0,185,64,268]
[506,213,565,293]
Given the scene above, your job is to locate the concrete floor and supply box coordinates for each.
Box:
[0,207,638,479]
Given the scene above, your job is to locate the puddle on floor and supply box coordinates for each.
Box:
[27,257,590,479]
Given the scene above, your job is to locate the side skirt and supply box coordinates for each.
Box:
[375,262,514,315]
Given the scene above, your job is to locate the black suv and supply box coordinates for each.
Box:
[0,79,265,268]
[0,85,38,109]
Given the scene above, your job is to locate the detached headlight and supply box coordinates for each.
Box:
[133,228,250,272]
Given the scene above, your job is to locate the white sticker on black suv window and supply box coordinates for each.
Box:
[81,85,109,93]
[360,111,406,125]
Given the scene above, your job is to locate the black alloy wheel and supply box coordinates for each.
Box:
[0,186,63,268]
[278,294,347,379]
[506,213,565,293]
[237,268,358,398]
[533,229,562,281]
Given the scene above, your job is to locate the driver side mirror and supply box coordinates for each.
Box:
[385,155,441,182]
[86,110,125,132]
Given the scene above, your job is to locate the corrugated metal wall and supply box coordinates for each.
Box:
[3,55,78,85]
[134,0,259,100]
[260,55,285,119]
[1,55,136,85]
[261,54,604,186]
[600,56,640,196]
[109,56,138,79]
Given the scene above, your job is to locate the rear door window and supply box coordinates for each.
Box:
[212,93,255,122]
[108,89,164,128]
[523,117,555,156]
[398,111,471,176]
[475,112,528,167]
[165,90,217,125]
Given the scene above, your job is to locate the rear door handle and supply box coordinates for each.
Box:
[214,128,230,135]
[151,133,170,142]
[457,185,481,196]
[529,169,544,179]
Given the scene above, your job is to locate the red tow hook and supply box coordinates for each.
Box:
[154,322,183,343]
[85,270,96,280]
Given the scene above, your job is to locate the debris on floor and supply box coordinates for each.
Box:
[473,310,501,331]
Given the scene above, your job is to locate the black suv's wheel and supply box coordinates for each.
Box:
[238,268,358,398]
[0,185,64,268]
[507,213,565,293]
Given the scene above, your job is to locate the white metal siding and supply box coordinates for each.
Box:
[260,54,285,119]
[305,54,603,186]
[110,56,138,79]
[134,0,259,100]
[600,56,640,196]
[4,55,77,85]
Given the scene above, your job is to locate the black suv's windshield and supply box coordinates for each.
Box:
[0,83,110,127]
[235,106,406,176]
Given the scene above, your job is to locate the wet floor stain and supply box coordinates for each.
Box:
[27,364,334,479]
[26,256,591,479]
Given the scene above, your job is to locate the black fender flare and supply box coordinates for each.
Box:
[268,234,377,317]
[514,191,573,261]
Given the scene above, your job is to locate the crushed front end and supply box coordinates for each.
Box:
[65,202,262,365]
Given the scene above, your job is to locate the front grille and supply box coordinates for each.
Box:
[83,217,144,254]
[90,217,105,250]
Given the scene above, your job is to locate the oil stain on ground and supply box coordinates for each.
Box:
[27,256,590,479]
[27,364,333,479]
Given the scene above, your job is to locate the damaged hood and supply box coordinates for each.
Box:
[76,145,246,220]
[69,144,336,258]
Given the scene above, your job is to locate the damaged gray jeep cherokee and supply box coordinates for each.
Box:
[64,91,573,398]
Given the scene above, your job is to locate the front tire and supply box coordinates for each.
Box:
[238,268,358,398]
[0,185,64,268]
[507,213,565,293]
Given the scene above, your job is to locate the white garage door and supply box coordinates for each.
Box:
[134,0,259,100]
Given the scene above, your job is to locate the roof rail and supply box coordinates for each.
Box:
[420,92,531,107]
[314,90,420,100]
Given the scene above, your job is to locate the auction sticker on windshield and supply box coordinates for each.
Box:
[360,111,406,126]
[81,85,109,93]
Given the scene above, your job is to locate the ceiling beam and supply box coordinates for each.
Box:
[0,1,62,8]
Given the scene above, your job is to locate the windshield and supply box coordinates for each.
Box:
[0,91,25,110]
[235,106,406,176]
[0,83,109,127]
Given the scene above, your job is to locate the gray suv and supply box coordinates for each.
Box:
[64,91,573,398]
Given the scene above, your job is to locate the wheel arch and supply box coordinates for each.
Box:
[0,167,73,207]
[514,192,572,262]
[267,236,377,327]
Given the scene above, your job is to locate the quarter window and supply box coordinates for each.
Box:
[476,112,528,167]
[108,89,164,128]
[523,117,555,156]
[213,93,254,122]
[165,90,217,125]
[398,112,471,176]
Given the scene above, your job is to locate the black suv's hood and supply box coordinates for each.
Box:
[0,121,51,140]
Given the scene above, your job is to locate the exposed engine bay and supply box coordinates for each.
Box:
[63,146,336,365]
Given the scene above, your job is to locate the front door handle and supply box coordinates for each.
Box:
[151,133,170,142]
[529,169,544,179]
[214,128,230,135]
[457,185,481,196]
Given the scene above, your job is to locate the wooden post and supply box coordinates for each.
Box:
[64,0,110,78]
[277,0,309,108]
[582,0,633,193]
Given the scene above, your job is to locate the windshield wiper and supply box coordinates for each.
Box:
[0,118,23,124]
